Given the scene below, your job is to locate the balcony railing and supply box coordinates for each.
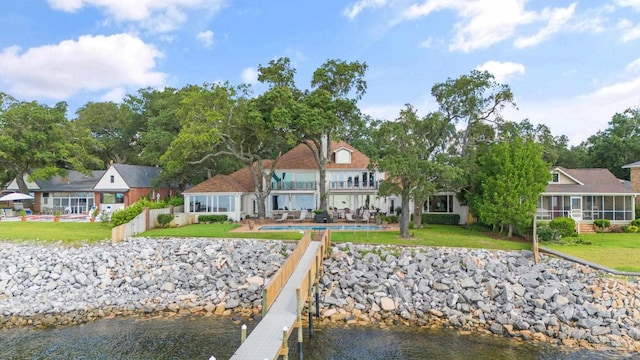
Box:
[329,181,379,190]
[272,181,317,190]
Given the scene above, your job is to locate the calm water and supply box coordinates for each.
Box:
[0,316,636,360]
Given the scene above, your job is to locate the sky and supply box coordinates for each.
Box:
[1,1,639,145]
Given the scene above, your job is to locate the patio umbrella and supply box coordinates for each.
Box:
[0,192,34,201]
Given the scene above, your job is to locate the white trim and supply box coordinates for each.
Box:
[550,167,584,185]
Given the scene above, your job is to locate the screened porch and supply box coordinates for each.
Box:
[536,195,634,222]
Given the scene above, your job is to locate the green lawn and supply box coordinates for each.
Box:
[143,223,531,251]
[543,233,640,272]
[0,221,112,244]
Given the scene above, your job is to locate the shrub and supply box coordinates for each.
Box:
[198,214,228,223]
[110,198,169,227]
[422,213,460,225]
[409,221,414,229]
[593,219,611,229]
[631,219,640,227]
[549,217,576,238]
[386,215,398,224]
[157,213,174,228]
[167,196,184,206]
[537,226,560,242]
[625,225,639,233]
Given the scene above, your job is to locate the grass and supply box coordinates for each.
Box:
[542,232,640,272]
[143,223,530,251]
[0,221,112,244]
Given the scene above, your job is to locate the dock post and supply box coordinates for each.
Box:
[315,255,320,318]
[297,288,303,360]
[307,269,314,337]
[282,326,289,360]
[262,289,267,318]
[241,324,247,344]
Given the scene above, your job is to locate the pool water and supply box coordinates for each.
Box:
[259,224,382,231]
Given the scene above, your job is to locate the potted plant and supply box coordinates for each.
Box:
[246,215,255,230]
[90,207,100,223]
[19,209,27,222]
[53,209,61,222]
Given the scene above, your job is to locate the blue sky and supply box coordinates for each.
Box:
[1,1,639,145]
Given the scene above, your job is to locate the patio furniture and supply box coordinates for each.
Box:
[275,212,289,223]
[345,213,357,222]
[293,210,308,222]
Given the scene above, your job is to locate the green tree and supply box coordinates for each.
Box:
[0,94,102,202]
[584,108,640,180]
[258,57,368,210]
[163,83,283,218]
[471,137,550,237]
[73,101,137,166]
[373,105,458,238]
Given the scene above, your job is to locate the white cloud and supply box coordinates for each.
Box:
[100,87,126,102]
[240,67,258,84]
[47,0,224,33]
[344,0,388,20]
[420,36,433,48]
[514,4,576,48]
[628,58,640,72]
[403,0,577,52]
[621,23,640,41]
[617,0,640,11]
[475,61,525,83]
[505,75,640,145]
[196,30,215,48]
[0,33,166,100]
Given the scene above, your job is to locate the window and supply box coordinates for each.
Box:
[424,195,454,213]
[334,149,351,164]
[101,193,125,204]
[552,173,559,183]
[110,175,115,183]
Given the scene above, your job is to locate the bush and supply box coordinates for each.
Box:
[110,198,169,227]
[385,215,398,224]
[157,213,174,228]
[631,219,640,227]
[537,226,560,242]
[422,213,460,225]
[167,196,184,206]
[198,214,228,223]
[549,217,576,238]
[409,221,414,229]
[593,219,611,229]
[625,225,639,233]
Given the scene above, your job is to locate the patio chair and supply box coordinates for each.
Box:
[275,212,289,223]
[293,210,308,222]
[362,212,371,223]
[345,213,357,222]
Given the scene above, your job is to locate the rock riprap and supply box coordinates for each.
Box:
[0,237,291,327]
[320,243,640,351]
[2,238,640,351]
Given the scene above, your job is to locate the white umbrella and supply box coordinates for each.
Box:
[0,192,34,201]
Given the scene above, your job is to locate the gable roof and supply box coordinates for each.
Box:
[184,160,273,194]
[545,167,635,194]
[14,170,104,192]
[622,161,640,169]
[276,141,370,170]
[111,164,162,188]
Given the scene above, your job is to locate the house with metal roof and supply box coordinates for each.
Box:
[536,166,637,226]
[6,164,177,214]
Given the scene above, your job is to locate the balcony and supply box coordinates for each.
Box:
[272,181,317,191]
[329,181,379,191]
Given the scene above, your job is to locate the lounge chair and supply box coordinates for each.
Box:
[275,212,289,222]
[293,210,308,222]
[345,213,357,222]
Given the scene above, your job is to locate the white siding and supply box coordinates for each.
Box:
[95,167,129,190]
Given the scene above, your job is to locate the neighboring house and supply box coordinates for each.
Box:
[536,166,637,224]
[6,164,177,214]
[183,141,470,223]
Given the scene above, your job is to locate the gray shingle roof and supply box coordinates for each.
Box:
[35,170,104,191]
[111,164,162,188]
[545,167,636,194]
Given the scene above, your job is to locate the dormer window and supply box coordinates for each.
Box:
[334,148,352,164]
[552,173,559,183]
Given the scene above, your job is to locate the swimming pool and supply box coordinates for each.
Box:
[258,224,383,231]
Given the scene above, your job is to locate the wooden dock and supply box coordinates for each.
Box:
[229,230,330,360]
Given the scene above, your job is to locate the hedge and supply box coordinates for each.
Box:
[549,217,576,238]
[198,214,228,223]
[421,213,460,225]
[157,213,174,228]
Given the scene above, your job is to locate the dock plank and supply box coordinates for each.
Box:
[230,241,321,359]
